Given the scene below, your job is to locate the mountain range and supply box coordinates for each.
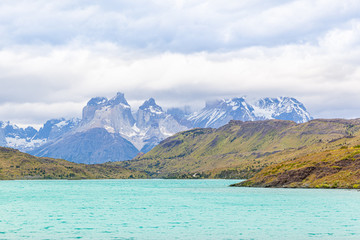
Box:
[0,93,312,163]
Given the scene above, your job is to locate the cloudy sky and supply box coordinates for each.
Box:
[1,0,360,128]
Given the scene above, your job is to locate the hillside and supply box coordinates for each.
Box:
[231,146,360,189]
[120,119,360,178]
[30,128,140,164]
[0,147,148,180]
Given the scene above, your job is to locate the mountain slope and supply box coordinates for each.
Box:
[231,147,360,188]
[0,147,148,180]
[121,119,360,178]
[30,128,139,164]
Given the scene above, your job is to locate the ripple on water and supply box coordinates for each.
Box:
[0,180,360,239]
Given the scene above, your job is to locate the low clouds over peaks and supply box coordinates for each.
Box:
[1,0,360,125]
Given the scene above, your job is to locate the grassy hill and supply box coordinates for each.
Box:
[231,146,360,189]
[0,147,148,180]
[120,119,360,178]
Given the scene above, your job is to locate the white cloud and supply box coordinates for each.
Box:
[0,101,84,128]
[0,0,359,51]
[1,0,360,126]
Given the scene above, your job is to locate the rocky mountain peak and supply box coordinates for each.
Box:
[36,118,80,140]
[87,97,108,106]
[188,97,256,128]
[108,92,129,107]
[82,92,131,122]
[139,98,163,113]
[254,97,312,123]
[136,98,165,129]
[80,92,136,137]
[257,97,300,108]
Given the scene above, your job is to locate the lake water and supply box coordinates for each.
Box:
[1,179,360,239]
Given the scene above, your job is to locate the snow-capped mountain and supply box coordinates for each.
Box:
[0,118,80,152]
[136,98,164,129]
[187,97,312,128]
[135,98,187,152]
[187,98,256,128]
[0,121,44,151]
[30,93,188,163]
[1,93,312,164]
[253,97,312,123]
[32,92,144,163]
[80,92,136,136]
[77,94,186,152]
[35,118,81,140]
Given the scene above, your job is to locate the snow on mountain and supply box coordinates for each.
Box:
[0,118,81,152]
[5,137,46,151]
[134,98,188,152]
[187,97,312,128]
[81,94,189,152]
[187,97,256,128]
[0,121,44,151]
[80,92,136,137]
[35,118,81,140]
[253,97,312,123]
[136,98,165,129]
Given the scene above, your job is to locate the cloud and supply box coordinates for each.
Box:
[0,101,84,128]
[0,0,359,52]
[1,0,360,126]
[1,18,360,124]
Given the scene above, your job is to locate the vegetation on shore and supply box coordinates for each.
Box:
[231,146,360,188]
[0,147,148,180]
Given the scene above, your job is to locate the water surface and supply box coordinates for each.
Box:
[1,179,360,239]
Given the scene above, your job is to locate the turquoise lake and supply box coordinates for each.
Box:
[1,179,360,239]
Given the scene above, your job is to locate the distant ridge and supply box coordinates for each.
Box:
[0,147,148,180]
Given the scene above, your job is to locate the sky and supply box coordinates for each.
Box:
[1,0,360,128]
